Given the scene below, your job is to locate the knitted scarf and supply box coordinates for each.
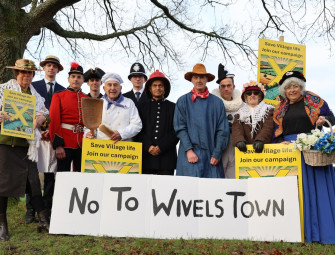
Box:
[236,101,274,138]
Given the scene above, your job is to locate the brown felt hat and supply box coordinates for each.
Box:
[40,55,63,71]
[6,59,41,71]
[184,63,215,82]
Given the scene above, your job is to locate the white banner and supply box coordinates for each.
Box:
[50,173,301,242]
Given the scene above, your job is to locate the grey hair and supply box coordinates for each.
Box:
[279,77,306,99]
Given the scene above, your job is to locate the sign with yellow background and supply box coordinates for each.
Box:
[81,138,142,174]
[1,89,36,139]
[257,38,306,106]
[235,143,304,242]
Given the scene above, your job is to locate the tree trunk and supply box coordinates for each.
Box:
[0,36,23,83]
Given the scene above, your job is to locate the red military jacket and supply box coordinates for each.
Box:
[49,87,89,149]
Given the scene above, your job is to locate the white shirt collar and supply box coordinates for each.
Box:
[132,87,144,95]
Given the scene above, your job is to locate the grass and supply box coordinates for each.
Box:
[1,200,335,254]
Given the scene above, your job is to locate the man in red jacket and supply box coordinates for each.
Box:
[49,62,89,172]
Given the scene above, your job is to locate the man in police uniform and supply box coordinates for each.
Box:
[123,62,149,107]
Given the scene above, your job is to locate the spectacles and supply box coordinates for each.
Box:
[245,90,260,96]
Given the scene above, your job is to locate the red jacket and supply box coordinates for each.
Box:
[49,88,88,149]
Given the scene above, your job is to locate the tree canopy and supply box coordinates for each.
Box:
[0,0,334,82]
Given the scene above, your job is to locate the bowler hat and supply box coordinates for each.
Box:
[40,55,63,71]
[184,63,215,82]
[145,70,171,98]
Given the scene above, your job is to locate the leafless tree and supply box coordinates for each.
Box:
[0,0,334,82]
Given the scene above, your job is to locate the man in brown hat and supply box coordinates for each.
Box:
[25,55,65,223]
[173,63,229,178]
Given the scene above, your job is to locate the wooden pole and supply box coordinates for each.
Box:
[279,36,284,42]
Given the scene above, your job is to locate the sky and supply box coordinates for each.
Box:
[24,0,335,111]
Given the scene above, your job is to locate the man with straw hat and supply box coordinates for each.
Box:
[49,62,88,172]
[173,63,229,178]
[24,55,65,224]
[137,70,179,175]
[85,72,142,142]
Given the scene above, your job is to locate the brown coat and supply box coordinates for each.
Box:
[232,108,274,146]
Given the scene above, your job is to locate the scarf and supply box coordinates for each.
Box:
[273,91,326,139]
[236,101,274,138]
[191,87,209,102]
[103,93,125,109]
[0,79,49,162]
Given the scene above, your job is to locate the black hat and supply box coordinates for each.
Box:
[84,68,105,82]
[216,63,235,84]
[279,71,306,85]
[128,62,147,80]
[145,70,171,99]
[68,62,84,75]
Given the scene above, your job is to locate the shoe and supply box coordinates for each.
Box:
[25,209,37,224]
[0,214,9,241]
[37,210,50,233]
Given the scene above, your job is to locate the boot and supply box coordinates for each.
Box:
[0,213,9,241]
[25,209,37,224]
[37,209,50,233]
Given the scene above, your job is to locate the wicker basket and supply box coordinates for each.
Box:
[302,119,335,166]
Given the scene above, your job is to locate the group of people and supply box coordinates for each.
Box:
[0,56,334,245]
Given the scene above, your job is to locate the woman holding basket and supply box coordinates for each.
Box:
[273,71,335,244]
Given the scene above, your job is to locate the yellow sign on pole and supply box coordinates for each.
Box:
[81,138,142,174]
[257,38,306,106]
[1,89,36,139]
[235,143,304,242]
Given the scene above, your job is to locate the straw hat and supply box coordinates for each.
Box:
[39,55,63,71]
[6,59,41,71]
[184,63,215,82]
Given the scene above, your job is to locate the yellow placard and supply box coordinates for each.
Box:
[1,89,36,139]
[235,143,304,242]
[81,138,142,174]
[257,38,306,101]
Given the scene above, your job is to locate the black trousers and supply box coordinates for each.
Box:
[57,148,82,172]
[26,172,55,212]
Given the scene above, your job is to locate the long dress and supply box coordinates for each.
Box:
[173,92,229,178]
[273,92,335,244]
[284,134,335,244]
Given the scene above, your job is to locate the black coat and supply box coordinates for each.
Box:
[123,90,149,108]
[137,99,179,175]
